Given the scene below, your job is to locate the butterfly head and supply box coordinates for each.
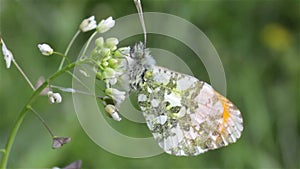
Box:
[123,42,155,90]
[130,42,156,69]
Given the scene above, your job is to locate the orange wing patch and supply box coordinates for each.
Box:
[220,99,231,133]
[214,91,243,144]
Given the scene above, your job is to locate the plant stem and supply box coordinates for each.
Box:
[29,107,55,138]
[58,30,81,71]
[53,52,71,64]
[0,62,78,169]
[81,31,97,59]
[12,59,35,91]
[66,71,91,92]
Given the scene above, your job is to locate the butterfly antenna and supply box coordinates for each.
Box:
[134,0,147,47]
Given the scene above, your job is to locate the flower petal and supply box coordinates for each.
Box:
[79,16,97,32]
[97,16,115,33]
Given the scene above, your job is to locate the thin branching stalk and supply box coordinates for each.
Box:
[11,59,35,91]
[66,71,92,92]
[82,31,97,58]
[29,107,55,138]
[0,62,78,169]
[58,30,81,70]
[53,52,71,64]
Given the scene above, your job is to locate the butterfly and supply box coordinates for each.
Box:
[129,42,243,156]
[97,0,243,156]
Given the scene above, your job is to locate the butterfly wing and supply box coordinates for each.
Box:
[138,66,243,156]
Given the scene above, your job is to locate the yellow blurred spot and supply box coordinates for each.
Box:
[261,23,292,52]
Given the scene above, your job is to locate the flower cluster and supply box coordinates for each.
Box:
[90,36,130,120]
[79,18,133,121]
[0,13,128,168]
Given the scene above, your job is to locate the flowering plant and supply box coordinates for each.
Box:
[0,15,128,168]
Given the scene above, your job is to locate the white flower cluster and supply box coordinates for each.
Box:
[91,36,130,121]
[93,36,129,87]
[80,17,133,121]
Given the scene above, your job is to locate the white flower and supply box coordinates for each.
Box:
[105,37,119,50]
[79,16,97,32]
[47,91,62,103]
[103,67,116,79]
[1,38,14,69]
[100,47,111,56]
[97,16,115,33]
[115,46,130,57]
[106,78,117,86]
[38,43,53,56]
[102,67,119,85]
[118,46,130,55]
[105,104,122,121]
[95,37,104,47]
[105,88,126,106]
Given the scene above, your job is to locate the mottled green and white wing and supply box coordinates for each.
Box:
[138,66,243,156]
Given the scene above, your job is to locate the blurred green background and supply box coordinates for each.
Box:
[0,0,299,168]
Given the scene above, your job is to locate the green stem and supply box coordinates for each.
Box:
[66,71,91,92]
[58,30,81,71]
[29,107,55,138]
[53,52,71,64]
[0,62,78,169]
[81,31,97,59]
[11,59,35,91]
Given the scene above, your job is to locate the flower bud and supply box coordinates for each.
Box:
[1,38,14,69]
[48,91,62,104]
[102,67,116,79]
[38,44,53,56]
[105,88,126,106]
[108,58,119,68]
[115,46,130,57]
[95,37,104,47]
[79,16,97,32]
[105,104,121,121]
[105,37,119,50]
[97,16,115,33]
